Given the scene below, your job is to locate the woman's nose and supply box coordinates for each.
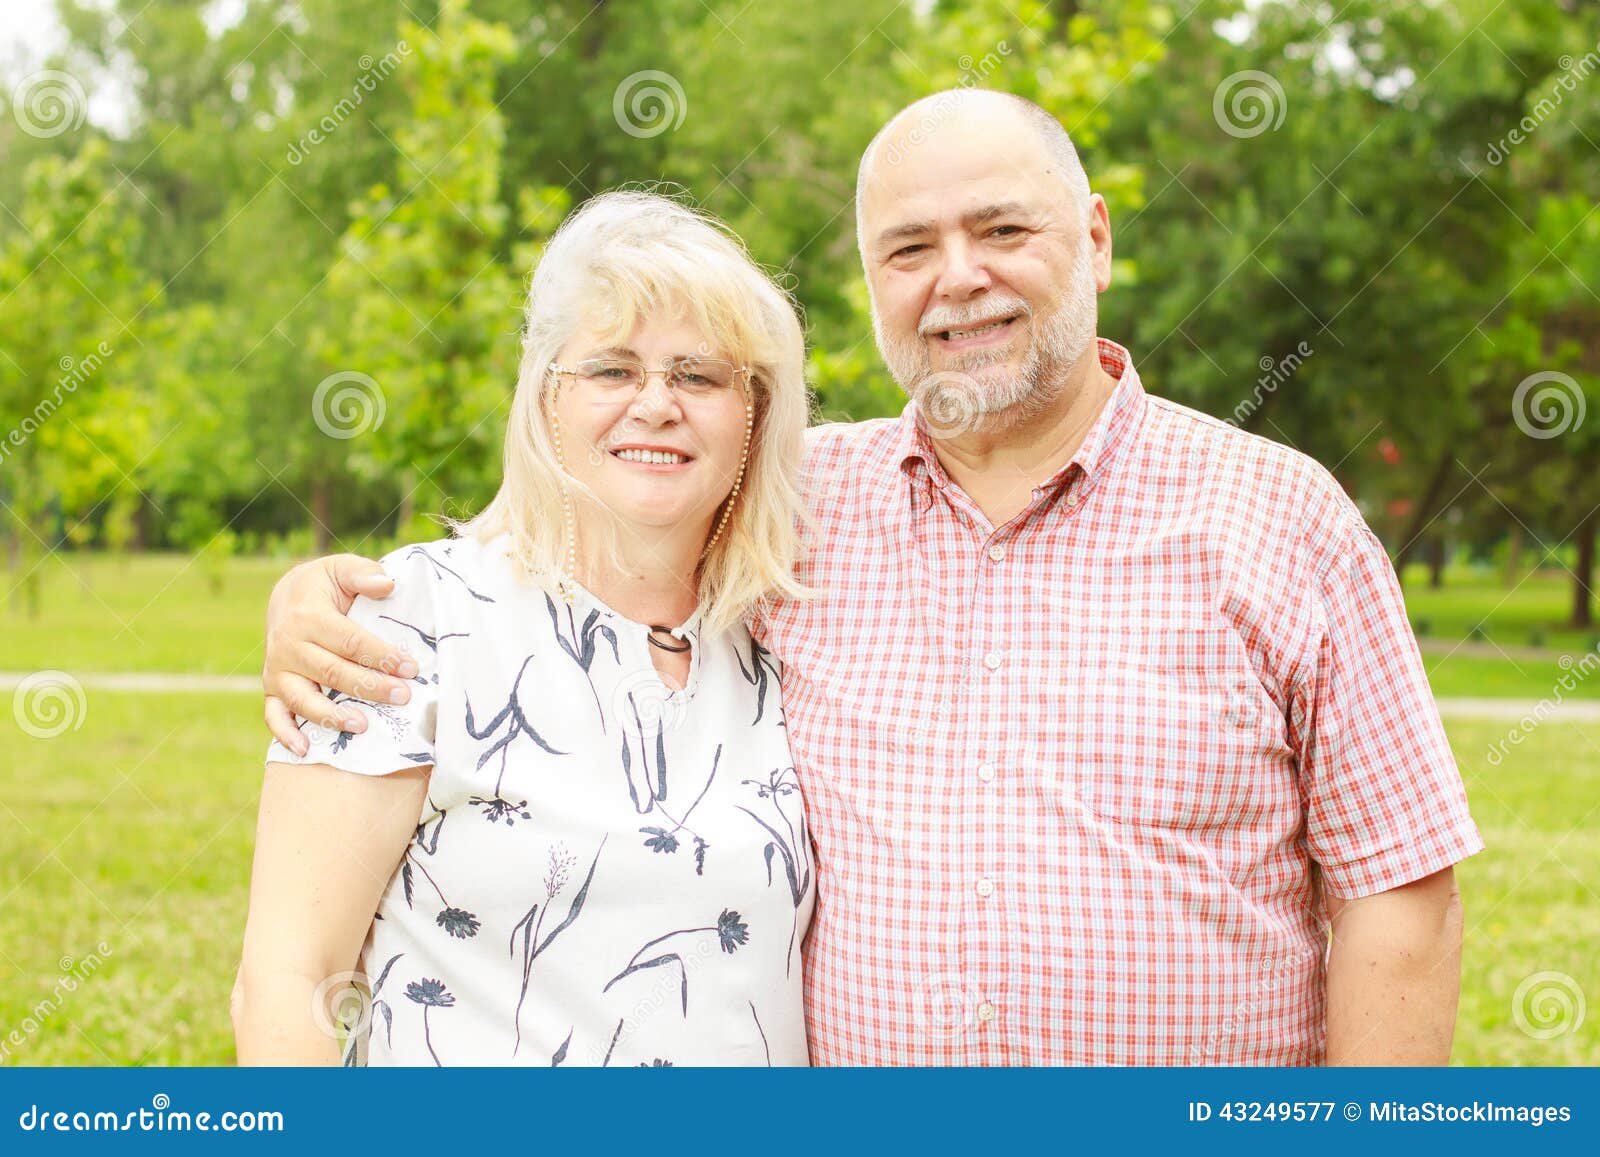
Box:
[629,373,682,421]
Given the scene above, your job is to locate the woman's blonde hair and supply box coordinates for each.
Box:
[458,189,811,636]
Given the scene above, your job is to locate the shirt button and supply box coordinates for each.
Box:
[977,762,996,783]
[987,543,1006,562]
[975,878,995,898]
[1065,491,1081,507]
[977,1002,997,1023]
[983,652,1002,671]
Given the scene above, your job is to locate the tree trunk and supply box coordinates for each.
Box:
[131,491,151,552]
[1428,535,1446,589]
[311,476,333,555]
[1502,522,1523,587]
[1573,510,1596,630]
[1392,451,1457,578]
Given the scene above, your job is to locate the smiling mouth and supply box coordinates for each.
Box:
[933,315,1020,342]
[611,448,692,465]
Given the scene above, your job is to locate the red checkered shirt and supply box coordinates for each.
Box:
[759,338,1483,1065]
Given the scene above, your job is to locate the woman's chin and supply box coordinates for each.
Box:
[592,495,712,536]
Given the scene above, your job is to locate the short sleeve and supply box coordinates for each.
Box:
[266,544,444,776]
[1292,519,1485,900]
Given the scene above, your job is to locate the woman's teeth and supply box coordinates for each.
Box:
[614,448,689,465]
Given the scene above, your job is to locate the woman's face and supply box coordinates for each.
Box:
[550,312,753,541]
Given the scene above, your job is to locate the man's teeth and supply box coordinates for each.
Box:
[942,318,1011,340]
[614,448,689,465]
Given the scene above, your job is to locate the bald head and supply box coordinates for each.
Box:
[855,89,1092,247]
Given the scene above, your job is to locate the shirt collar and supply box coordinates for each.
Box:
[895,337,1146,498]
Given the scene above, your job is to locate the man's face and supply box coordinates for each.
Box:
[859,107,1111,435]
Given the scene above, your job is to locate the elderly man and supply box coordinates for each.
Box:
[260,89,1481,1065]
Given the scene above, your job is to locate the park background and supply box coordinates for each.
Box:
[0,0,1596,1065]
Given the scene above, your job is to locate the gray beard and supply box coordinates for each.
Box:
[876,252,1098,438]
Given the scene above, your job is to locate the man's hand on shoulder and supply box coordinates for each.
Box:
[263,553,418,753]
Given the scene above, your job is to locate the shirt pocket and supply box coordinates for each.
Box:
[1065,626,1279,830]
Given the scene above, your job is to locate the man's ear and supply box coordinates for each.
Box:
[1088,194,1113,294]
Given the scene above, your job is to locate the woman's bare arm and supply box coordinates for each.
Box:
[232,760,430,1065]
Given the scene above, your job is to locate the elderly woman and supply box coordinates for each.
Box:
[232,191,815,1066]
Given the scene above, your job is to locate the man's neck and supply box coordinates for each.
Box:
[929,343,1120,526]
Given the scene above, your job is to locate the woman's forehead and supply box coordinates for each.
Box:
[568,299,732,358]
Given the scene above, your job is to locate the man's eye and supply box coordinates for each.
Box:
[990,225,1023,238]
[891,244,926,259]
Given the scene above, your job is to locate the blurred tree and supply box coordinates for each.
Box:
[0,142,157,612]
[313,0,558,547]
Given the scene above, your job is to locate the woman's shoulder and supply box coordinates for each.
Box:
[359,536,543,637]
[378,535,520,596]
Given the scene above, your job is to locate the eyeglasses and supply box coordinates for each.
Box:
[548,357,749,401]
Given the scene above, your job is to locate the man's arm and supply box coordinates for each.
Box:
[263,554,417,753]
[1324,865,1464,1064]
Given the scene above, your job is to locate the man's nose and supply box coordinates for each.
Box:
[932,238,993,300]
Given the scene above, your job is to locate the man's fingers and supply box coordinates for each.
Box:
[328,554,394,601]
[277,673,364,735]
[325,616,418,683]
[265,696,307,754]
[294,639,411,708]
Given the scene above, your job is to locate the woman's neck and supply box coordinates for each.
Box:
[576,520,707,628]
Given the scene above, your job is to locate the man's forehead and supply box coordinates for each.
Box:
[863,114,1052,203]
[861,163,1057,233]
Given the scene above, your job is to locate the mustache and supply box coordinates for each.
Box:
[917,295,1031,338]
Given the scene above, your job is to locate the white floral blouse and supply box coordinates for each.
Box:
[266,535,814,1066]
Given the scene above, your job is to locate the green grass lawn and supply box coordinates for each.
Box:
[0,692,262,1066]
[0,688,1594,1066]
[1400,563,1599,654]
[1,552,285,677]
[1401,565,1600,700]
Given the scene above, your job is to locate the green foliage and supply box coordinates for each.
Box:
[314,0,531,521]
[0,139,158,595]
[0,0,1594,591]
